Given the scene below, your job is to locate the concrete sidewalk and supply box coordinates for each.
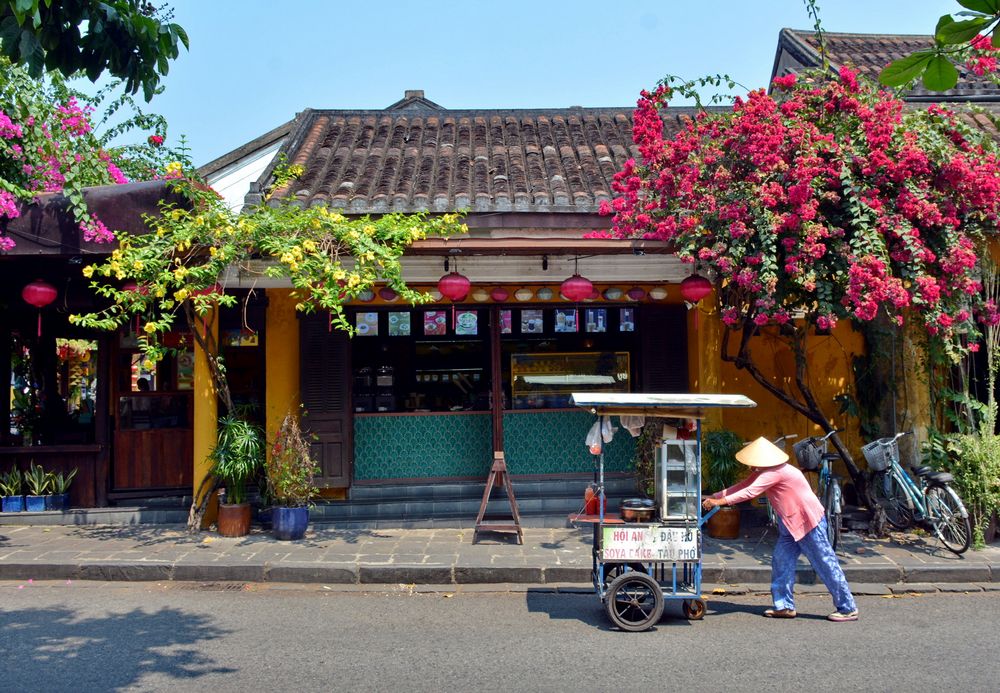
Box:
[1,522,999,591]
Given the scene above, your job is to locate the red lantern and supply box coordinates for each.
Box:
[490,287,509,302]
[378,287,398,301]
[22,279,57,337]
[560,274,593,302]
[437,272,471,302]
[626,286,647,301]
[680,274,713,303]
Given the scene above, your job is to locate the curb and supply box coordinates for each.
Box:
[0,560,993,586]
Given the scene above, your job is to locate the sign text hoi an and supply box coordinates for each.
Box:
[602,525,699,562]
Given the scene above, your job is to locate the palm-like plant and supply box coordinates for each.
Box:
[23,462,50,496]
[0,469,22,497]
[210,416,264,506]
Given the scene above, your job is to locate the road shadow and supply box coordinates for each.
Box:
[524,589,711,631]
[69,525,200,547]
[0,605,235,690]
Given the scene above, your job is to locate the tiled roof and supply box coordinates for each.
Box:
[259,92,702,215]
[779,28,1000,101]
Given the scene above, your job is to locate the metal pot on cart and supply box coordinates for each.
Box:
[570,392,757,632]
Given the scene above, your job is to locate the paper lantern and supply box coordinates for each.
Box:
[357,289,375,302]
[437,272,471,302]
[560,274,593,302]
[626,287,647,301]
[649,287,668,300]
[603,287,623,301]
[680,274,713,303]
[490,287,509,302]
[378,287,398,301]
[514,288,534,301]
[22,279,57,337]
[536,287,554,300]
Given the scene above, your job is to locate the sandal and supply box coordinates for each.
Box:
[827,610,859,622]
[763,608,797,618]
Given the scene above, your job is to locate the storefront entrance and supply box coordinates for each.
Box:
[299,301,688,488]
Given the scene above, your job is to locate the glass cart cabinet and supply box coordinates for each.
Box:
[510,351,630,409]
[655,439,699,521]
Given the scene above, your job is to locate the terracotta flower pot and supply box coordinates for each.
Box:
[217,502,252,537]
[706,505,741,539]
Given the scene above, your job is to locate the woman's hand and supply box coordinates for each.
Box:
[702,497,723,511]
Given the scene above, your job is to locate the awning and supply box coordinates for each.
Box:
[571,392,757,419]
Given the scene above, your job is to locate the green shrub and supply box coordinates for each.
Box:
[932,432,1000,549]
[266,414,320,508]
[0,469,22,497]
[702,430,745,492]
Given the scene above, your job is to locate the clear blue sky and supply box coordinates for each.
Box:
[133,0,953,166]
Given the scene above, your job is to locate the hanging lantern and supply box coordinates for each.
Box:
[357,289,375,303]
[626,287,647,301]
[536,287,554,301]
[560,274,593,302]
[22,279,57,337]
[680,274,713,303]
[437,272,471,302]
[378,287,398,302]
[490,287,509,302]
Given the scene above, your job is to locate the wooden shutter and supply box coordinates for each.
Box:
[299,314,352,488]
[639,305,689,393]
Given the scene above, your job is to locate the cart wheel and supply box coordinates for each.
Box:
[604,572,664,632]
[682,598,706,620]
[603,563,648,588]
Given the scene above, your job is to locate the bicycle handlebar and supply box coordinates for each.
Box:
[875,431,912,446]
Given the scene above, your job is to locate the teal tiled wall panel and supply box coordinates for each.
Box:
[354,414,494,480]
[502,411,636,475]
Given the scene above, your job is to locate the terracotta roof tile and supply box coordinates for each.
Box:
[782,28,1000,101]
[265,98,670,213]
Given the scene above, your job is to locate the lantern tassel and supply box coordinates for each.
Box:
[37,312,42,338]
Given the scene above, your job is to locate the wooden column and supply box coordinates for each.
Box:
[0,325,9,446]
[93,334,111,506]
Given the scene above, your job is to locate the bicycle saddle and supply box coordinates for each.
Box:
[912,466,934,477]
[927,472,954,484]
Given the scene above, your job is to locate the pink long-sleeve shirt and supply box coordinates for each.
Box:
[711,463,825,541]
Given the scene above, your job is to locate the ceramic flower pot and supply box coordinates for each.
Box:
[217,502,252,537]
[48,493,70,511]
[25,495,47,512]
[1,496,25,512]
[706,505,741,539]
[271,506,309,541]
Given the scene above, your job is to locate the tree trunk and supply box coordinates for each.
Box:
[721,324,868,495]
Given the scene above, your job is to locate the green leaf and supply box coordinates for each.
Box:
[923,55,961,91]
[958,0,1000,15]
[936,16,989,44]
[993,29,1000,47]
[879,52,934,87]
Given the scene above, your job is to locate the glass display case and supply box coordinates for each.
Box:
[510,351,630,409]
[655,439,699,522]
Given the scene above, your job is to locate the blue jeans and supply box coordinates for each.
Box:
[772,517,856,613]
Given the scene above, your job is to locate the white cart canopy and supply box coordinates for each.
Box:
[571,393,756,419]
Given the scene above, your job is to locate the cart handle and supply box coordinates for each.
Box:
[700,505,720,527]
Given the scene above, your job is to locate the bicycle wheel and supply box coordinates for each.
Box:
[925,484,971,555]
[604,571,664,631]
[825,480,843,551]
[868,470,913,530]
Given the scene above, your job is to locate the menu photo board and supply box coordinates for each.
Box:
[388,312,411,336]
[554,308,577,333]
[585,308,607,333]
[423,311,448,336]
[356,312,379,336]
[620,308,636,332]
[500,310,513,334]
[455,310,478,336]
[521,309,544,334]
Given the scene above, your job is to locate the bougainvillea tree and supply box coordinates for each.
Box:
[601,69,1000,490]
[0,57,183,251]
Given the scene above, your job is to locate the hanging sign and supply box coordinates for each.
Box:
[602,525,699,562]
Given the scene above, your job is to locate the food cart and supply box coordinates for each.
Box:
[570,392,757,631]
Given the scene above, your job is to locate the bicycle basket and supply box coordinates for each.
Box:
[793,439,823,471]
[862,439,897,472]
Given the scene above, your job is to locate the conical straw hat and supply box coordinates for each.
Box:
[735,437,789,468]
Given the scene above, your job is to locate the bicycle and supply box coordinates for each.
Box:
[864,431,972,555]
[793,429,844,550]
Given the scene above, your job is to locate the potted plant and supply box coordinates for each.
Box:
[0,469,24,512]
[266,413,320,541]
[702,430,745,539]
[47,468,78,511]
[210,415,265,537]
[23,461,50,512]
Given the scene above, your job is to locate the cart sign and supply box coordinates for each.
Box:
[602,525,700,562]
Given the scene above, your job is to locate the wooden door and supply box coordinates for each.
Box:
[639,305,689,392]
[112,392,193,491]
[299,314,352,488]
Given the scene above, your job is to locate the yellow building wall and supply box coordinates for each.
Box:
[192,308,219,526]
[265,289,300,448]
[689,308,867,474]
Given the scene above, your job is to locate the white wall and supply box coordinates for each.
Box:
[205,139,285,212]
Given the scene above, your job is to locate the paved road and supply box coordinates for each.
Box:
[2,581,998,692]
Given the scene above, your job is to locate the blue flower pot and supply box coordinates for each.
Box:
[48,493,70,511]
[25,495,47,512]
[1,496,24,512]
[271,506,309,541]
